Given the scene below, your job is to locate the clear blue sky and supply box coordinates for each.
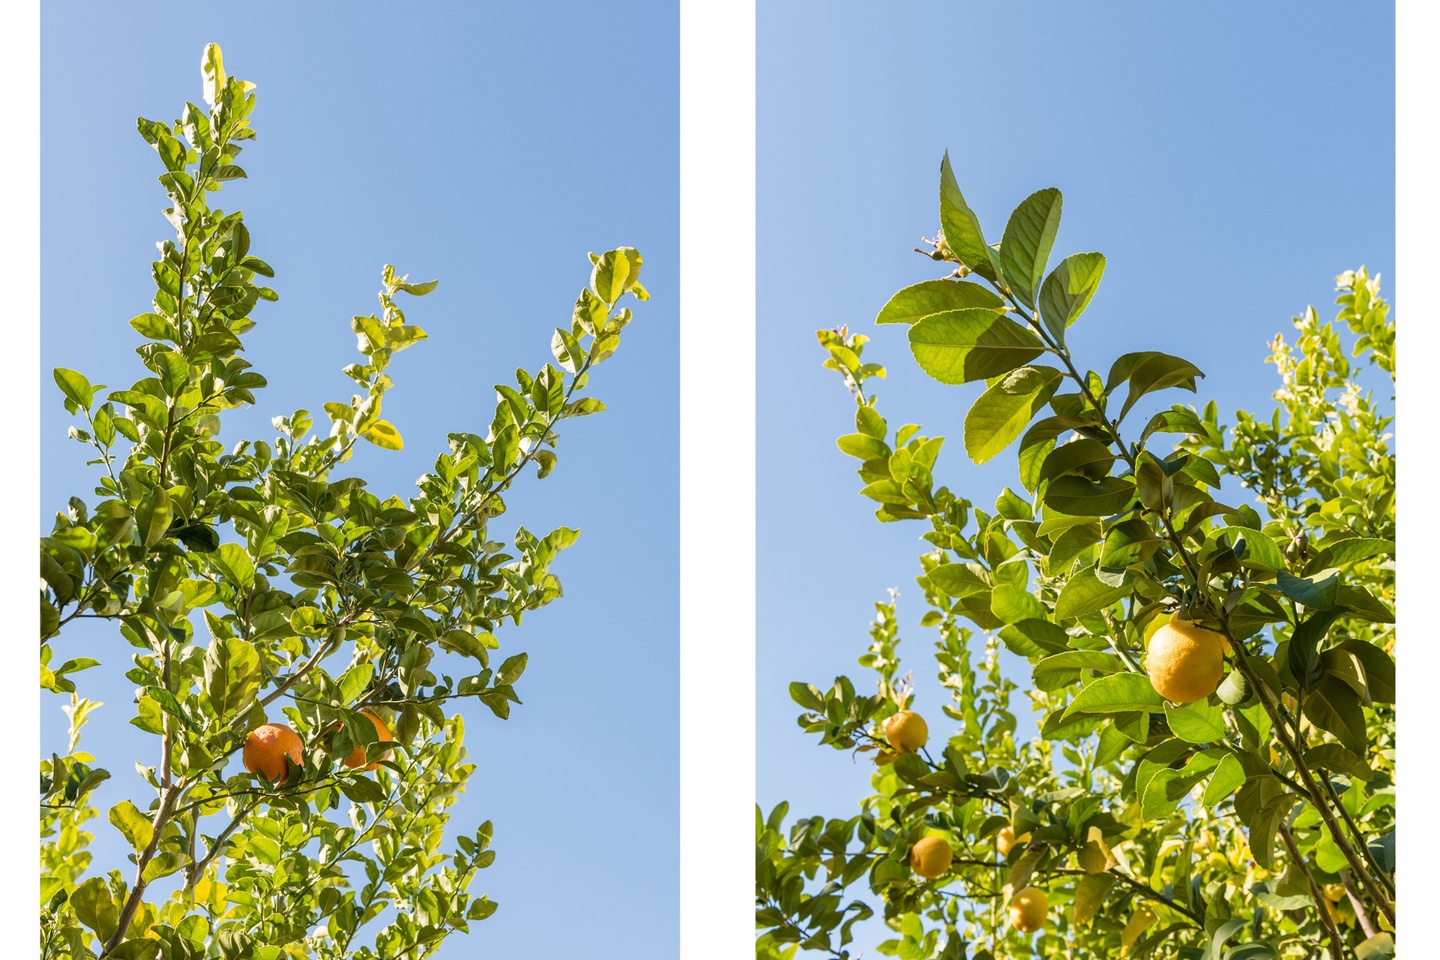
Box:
[757,3,1394,952]
[40,5,677,957]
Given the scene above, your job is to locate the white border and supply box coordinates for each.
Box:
[1395,0,1435,941]
[6,0,40,948]
[680,0,755,956]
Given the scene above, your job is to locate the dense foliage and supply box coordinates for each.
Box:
[40,45,648,959]
[756,157,1395,960]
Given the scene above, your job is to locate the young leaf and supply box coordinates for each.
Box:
[1037,252,1105,344]
[999,188,1062,309]
[963,366,1063,464]
[875,279,1004,325]
[908,310,1045,385]
[938,153,998,279]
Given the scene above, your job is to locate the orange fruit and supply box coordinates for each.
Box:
[1008,885,1048,933]
[909,835,953,879]
[344,710,395,770]
[883,710,928,753]
[1146,614,1226,703]
[996,825,1031,857]
[243,723,303,785]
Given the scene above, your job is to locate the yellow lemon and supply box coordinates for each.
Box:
[996,825,1030,857]
[883,710,928,753]
[1008,886,1048,933]
[1146,614,1226,703]
[909,835,953,879]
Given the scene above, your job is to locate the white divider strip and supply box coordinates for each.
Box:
[680,0,755,956]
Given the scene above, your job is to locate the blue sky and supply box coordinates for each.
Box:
[757,2,1394,952]
[40,4,677,957]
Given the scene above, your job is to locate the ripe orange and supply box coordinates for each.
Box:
[1146,614,1226,703]
[344,710,395,770]
[909,835,953,879]
[1008,885,1048,932]
[243,723,303,785]
[883,710,928,753]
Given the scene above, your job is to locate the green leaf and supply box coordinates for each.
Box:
[1037,252,1105,343]
[54,368,95,409]
[204,635,260,719]
[1063,673,1164,717]
[1303,743,1373,782]
[71,876,119,942]
[151,350,190,397]
[1038,438,1115,484]
[109,799,155,852]
[989,584,1047,624]
[1303,675,1367,754]
[135,486,174,548]
[1355,933,1396,959]
[1032,651,1125,692]
[1231,529,1287,570]
[440,630,494,663]
[1336,638,1394,703]
[998,619,1070,658]
[1043,476,1135,516]
[399,278,440,296]
[361,419,404,451]
[908,310,1045,385]
[1200,753,1245,806]
[1276,568,1339,609]
[963,366,1063,463]
[938,153,998,279]
[496,652,528,686]
[1164,700,1225,743]
[1099,518,1162,568]
[591,247,643,305]
[875,279,1004,325]
[1054,567,1130,619]
[201,42,225,107]
[926,562,990,599]
[999,188,1062,308]
[213,542,255,590]
[1105,352,1205,422]
[837,433,891,461]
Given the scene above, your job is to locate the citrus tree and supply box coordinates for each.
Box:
[756,157,1395,960]
[40,45,649,960]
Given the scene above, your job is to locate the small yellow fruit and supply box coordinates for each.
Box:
[995,825,1031,857]
[343,710,395,770]
[1146,614,1226,704]
[243,723,303,785]
[909,835,953,879]
[1008,885,1048,933]
[883,710,928,753]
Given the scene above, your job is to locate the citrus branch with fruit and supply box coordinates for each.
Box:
[756,158,1394,959]
[40,45,650,960]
